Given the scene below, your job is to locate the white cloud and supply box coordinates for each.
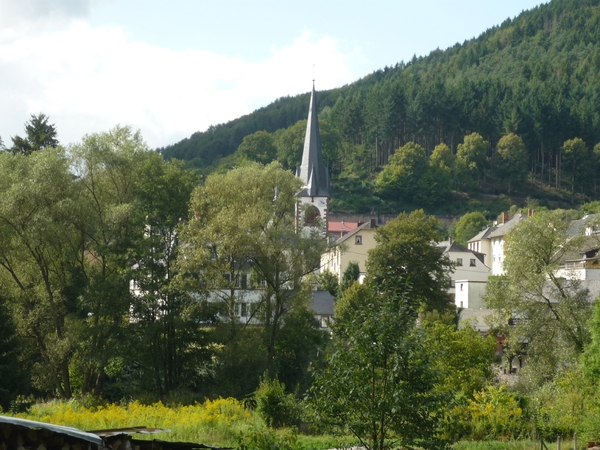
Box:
[0,15,364,149]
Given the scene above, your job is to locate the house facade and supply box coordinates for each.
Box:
[436,240,490,309]
[320,220,378,283]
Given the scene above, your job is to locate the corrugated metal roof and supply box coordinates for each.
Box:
[87,426,170,436]
[0,415,103,445]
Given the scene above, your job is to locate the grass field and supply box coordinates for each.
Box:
[11,400,579,450]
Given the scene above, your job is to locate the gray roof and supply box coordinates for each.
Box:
[437,240,470,253]
[335,220,376,245]
[468,225,497,243]
[296,83,330,198]
[311,290,335,315]
[0,415,103,445]
[488,213,527,238]
[567,214,597,236]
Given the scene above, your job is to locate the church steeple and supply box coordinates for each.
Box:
[296,82,331,198]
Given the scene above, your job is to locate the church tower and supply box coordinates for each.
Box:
[296,82,331,232]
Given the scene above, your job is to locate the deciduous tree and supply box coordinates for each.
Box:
[309,277,447,450]
[367,210,453,312]
[484,209,591,386]
[457,133,488,187]
[236,130,277,165]
[177,162,326,376]
[453,211,488,246]
[374,142,427,201]
[494,133,528,194]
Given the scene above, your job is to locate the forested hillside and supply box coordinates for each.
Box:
[161,0,600,215]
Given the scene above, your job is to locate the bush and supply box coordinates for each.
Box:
[254,377,301,428]
[236,427,298,450]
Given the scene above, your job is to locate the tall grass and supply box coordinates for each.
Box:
[14,398,263,447]
[453,440,573,450]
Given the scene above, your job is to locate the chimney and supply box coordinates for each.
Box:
[502,211,509,224]
[370,218,376,228]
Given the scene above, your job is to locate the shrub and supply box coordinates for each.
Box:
[236,427,298,450]
[254,377,301,428]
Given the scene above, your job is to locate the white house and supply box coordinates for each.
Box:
[436,240,490,309]
[468,211,530,276]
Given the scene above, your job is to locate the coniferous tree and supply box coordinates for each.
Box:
[11,113,59,155]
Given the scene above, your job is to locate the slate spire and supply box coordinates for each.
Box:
[296,82,331,198]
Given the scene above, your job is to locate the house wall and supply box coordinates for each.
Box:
[469,239,493,267]
[455,280,487,309]
[446,249,490,299]
[556,267,600,280]
[320,229,376,281]
[491,236,506,275]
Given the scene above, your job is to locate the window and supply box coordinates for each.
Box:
[355,235,362,245]
[241,303,247,317]
[460,283,463,291]
[448,279,455,288]
[456,258,463,266]
[470,258,476,267]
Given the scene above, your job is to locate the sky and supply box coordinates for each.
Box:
[0,0,548,150]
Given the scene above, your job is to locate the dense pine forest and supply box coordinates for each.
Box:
[161,0,600,216]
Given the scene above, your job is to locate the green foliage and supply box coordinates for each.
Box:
[338,261,360,296]
[274,120,307,170]
[10,113,59,155]
[459,385,526,440]
[494,134,528,194]
[484,209,591,387]
[273,308,329,395]
[453,211,488,245]
[317,270,338,297]
[582,299,600,382]
[237,130,277,165]
[457,133,488,187]
[236,427,299,450]
[163,0,600,210]
[0,290,26,411]
[308,277,448,450]
[374,142,427,200]
[254,377,301,428]
[422,318,497,399]
[562,137,589,195]
[430,143,456,177]
[367,210,454,312]
[177,162,327,387]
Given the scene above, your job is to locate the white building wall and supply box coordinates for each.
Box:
[491,237,506,275]
[455,280,488,309]
[555,267,600,281]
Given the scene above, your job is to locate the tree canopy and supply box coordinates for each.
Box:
[367,210,453,312]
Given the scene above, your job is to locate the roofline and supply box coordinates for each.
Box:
[0,415,103,445]
[335,221,374,244]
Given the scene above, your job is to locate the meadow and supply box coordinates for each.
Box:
[12,399,356,449]
[11,399,578,450]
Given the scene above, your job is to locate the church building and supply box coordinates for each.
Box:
[295,82,331,232]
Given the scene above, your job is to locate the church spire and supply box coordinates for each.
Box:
[296,83,330,198]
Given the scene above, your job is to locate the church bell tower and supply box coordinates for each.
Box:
[295,82,331,232]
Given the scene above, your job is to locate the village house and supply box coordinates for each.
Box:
[320,219,378,283]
